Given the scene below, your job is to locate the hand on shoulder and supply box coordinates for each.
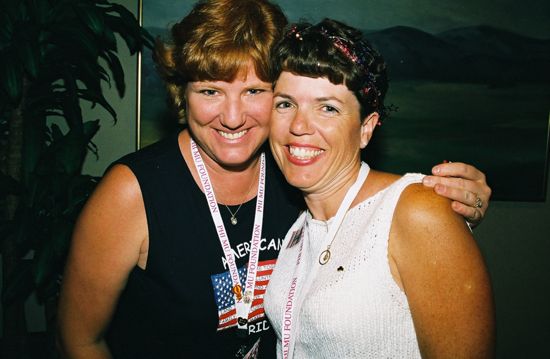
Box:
[422,161,491,227]
[389,182,476,291]
[394,182,470,238]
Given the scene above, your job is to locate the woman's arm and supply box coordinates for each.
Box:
[57,164,148,359]
[423,162,491,227]
[389,184,495,359]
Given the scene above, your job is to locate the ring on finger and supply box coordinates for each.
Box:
[474,195,483,209]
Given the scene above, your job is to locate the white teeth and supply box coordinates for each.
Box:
[218,130,247,140]
[289,146,324,159]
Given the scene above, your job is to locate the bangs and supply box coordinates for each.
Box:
[184,45,270,83]
[271,19,388,119]
[273,35,351,88]
[279,56,348,87]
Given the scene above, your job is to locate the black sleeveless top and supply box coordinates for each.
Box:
[105,133,303,358]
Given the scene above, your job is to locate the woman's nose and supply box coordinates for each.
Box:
[289,110,313,135]
[220,97,246,129]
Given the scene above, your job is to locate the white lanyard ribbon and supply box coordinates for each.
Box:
[281,162,370,359]
[190,139,266,330]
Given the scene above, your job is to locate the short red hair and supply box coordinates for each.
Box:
[154,0,288,122]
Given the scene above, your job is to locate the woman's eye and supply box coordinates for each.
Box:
[248,88,265,95]
[322,105,339,114]
[200,89,218,96]
[275,101,293,110]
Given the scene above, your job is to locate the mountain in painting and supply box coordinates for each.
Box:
[365,25,550,85]
[143,25,549,86]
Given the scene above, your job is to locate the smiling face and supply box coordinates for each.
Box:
[185,64,273,170]
[270,71,378,195]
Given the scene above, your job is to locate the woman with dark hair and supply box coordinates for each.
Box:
[57,1,492,358]
[265,19,495,359]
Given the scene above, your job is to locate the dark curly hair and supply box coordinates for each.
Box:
[270,18,388,120]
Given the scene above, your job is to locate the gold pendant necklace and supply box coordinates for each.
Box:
[224,203,243,225]
[221,167,258,225]
[319,246,332,265]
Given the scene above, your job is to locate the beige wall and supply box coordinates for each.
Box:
[82,0,139,176]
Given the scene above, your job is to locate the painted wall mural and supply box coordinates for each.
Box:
[138,0,550,200]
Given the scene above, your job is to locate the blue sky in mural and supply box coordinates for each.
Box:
[144,0,550,39]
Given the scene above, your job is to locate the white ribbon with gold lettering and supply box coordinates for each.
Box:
[281,162,370,359]
[191,139,266,330]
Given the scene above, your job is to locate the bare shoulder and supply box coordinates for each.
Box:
[58,164,149,352]
[389,184,494,359]
[360,170,401,198]
[93,163,143,205]
[394,182,464,230]
[71,163,147,258]
[369,170,401,183]
[390,181,473,261]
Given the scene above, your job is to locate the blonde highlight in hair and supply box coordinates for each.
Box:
[154,0,287,122]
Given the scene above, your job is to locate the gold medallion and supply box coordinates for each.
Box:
[232,284,243,301]
[319,249,331,265]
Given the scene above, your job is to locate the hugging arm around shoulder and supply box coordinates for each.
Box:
[389,184,495,359]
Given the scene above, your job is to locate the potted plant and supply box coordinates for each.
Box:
[0,0,153,357]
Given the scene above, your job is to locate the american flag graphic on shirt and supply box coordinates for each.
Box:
[211,259,276,331]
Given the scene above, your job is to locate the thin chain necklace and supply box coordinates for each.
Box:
[222,165,258,225]
[280,162,370,359]
[190,138,266,332]
[316,163,370,265]
[224,204,243,225]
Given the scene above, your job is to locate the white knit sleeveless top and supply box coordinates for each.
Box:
[264,173,424,358]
